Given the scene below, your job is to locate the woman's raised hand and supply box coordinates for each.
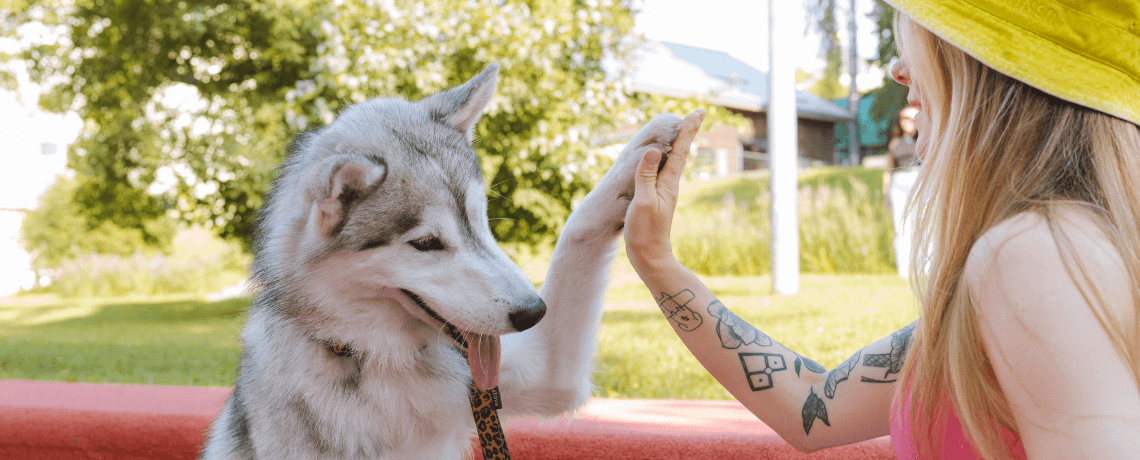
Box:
[624,110,704,277]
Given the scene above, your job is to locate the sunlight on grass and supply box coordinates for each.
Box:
[0,299,105,326]
[593,257,919,399]
[0,295,246,385]
[0,267,918,396]
[0,168,917,398]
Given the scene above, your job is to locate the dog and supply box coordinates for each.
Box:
[199,63,683,459]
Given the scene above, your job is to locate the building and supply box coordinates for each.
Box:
[624,40,853,176]
[832,93,895,165]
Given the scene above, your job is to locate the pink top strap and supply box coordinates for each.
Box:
[891,385,1026,459]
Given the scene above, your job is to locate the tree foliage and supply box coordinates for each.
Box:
[865,0,909,126]
[805,0,908,135]
[805,0,846,100]
[21,175,176,272]
[3,0,642,251]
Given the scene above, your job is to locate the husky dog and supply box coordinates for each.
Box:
[199,64,682,459]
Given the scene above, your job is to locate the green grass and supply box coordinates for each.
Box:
[682,167,885,212]
[0,295,246,386]
[671,167,896,275]
[0,260,919,398]
[594,261,918,399]
[1,168,916,398]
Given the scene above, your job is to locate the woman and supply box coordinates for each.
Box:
[624,1,1140,458]
[884,106,920,277]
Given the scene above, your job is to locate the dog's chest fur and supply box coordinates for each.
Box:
[232,307,478,459]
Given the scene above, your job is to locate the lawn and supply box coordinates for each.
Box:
[2,167,918,398]
[0,257,919,399]
[0,295,246,386]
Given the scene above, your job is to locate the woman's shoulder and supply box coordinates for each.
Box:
[964,206,1133,324]
[962,211,1140,459]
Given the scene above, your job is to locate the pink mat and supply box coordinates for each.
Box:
[0,379,894,459]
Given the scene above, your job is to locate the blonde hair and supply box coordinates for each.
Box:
[894,14,1140,460]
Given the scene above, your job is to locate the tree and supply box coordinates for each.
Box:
[865,0,909,127]
[2,0,641,252]
[805,0,847,100]
[806,0,909,140]
[20,175,175,275]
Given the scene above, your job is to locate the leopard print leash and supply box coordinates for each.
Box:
[328,340,511,459]
[469,385,510,459]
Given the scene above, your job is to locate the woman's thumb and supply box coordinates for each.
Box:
[635,149,662,197]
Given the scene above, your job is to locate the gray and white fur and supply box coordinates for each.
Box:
[199,63,683,459]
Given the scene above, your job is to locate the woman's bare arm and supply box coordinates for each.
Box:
[624,111,914,452]
[968,211,1140,459]
[636,259,913,452]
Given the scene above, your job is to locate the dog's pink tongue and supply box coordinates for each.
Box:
[463,332,500,391]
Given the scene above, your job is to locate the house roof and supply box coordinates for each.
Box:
[627,41,853,123]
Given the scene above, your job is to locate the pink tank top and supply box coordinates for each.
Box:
[891,384,1027,459]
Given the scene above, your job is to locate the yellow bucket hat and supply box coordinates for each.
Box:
[884,0,1140,126]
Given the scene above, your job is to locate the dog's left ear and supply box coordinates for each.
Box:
[310,155,388,237]
[423,63,499,143]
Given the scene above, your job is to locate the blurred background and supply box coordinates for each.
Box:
[0,0,917,397]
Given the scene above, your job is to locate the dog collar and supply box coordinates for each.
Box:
[327,340,353,357]
[326,339,511,458]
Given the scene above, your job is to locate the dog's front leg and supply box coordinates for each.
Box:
[499,113,690,416]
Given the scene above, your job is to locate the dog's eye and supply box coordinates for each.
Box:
[409,236,445,251]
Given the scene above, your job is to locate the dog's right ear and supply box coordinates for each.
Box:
[307,155,387,237]
[422,63,499,143]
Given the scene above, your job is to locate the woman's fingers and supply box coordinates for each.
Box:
[635,149,663,203]
[657,110,705,196]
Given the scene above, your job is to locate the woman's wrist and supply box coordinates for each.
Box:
[629,251,686,284]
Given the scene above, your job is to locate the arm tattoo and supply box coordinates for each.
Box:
[823,350,861,399]
[802,388,830,435]
[794,354,826,377]
[708,300,772,348]
[656,289,703,331]
[860,322,916,383]
[739,352,787,391]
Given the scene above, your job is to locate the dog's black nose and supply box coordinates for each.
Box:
[509,298,547,331]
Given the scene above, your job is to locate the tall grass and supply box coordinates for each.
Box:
[43,228,250,298]
[50,253,247,298]
[672,168,896,275]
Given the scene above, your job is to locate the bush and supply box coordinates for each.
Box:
[43,228,250,298]
[49,249,248,298]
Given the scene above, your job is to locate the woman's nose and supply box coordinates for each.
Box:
[890,58,910,85]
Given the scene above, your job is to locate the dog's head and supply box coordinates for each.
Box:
[255,65,544,380]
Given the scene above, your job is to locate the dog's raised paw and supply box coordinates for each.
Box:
[629,113,683,160]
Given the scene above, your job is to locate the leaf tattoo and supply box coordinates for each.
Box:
[794,354,827,377]
[802,388,830,435]
[823,350,861,399]
[707,300,772,349]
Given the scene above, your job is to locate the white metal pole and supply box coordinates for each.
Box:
[847,0,861,165]
[769,0,799,294]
